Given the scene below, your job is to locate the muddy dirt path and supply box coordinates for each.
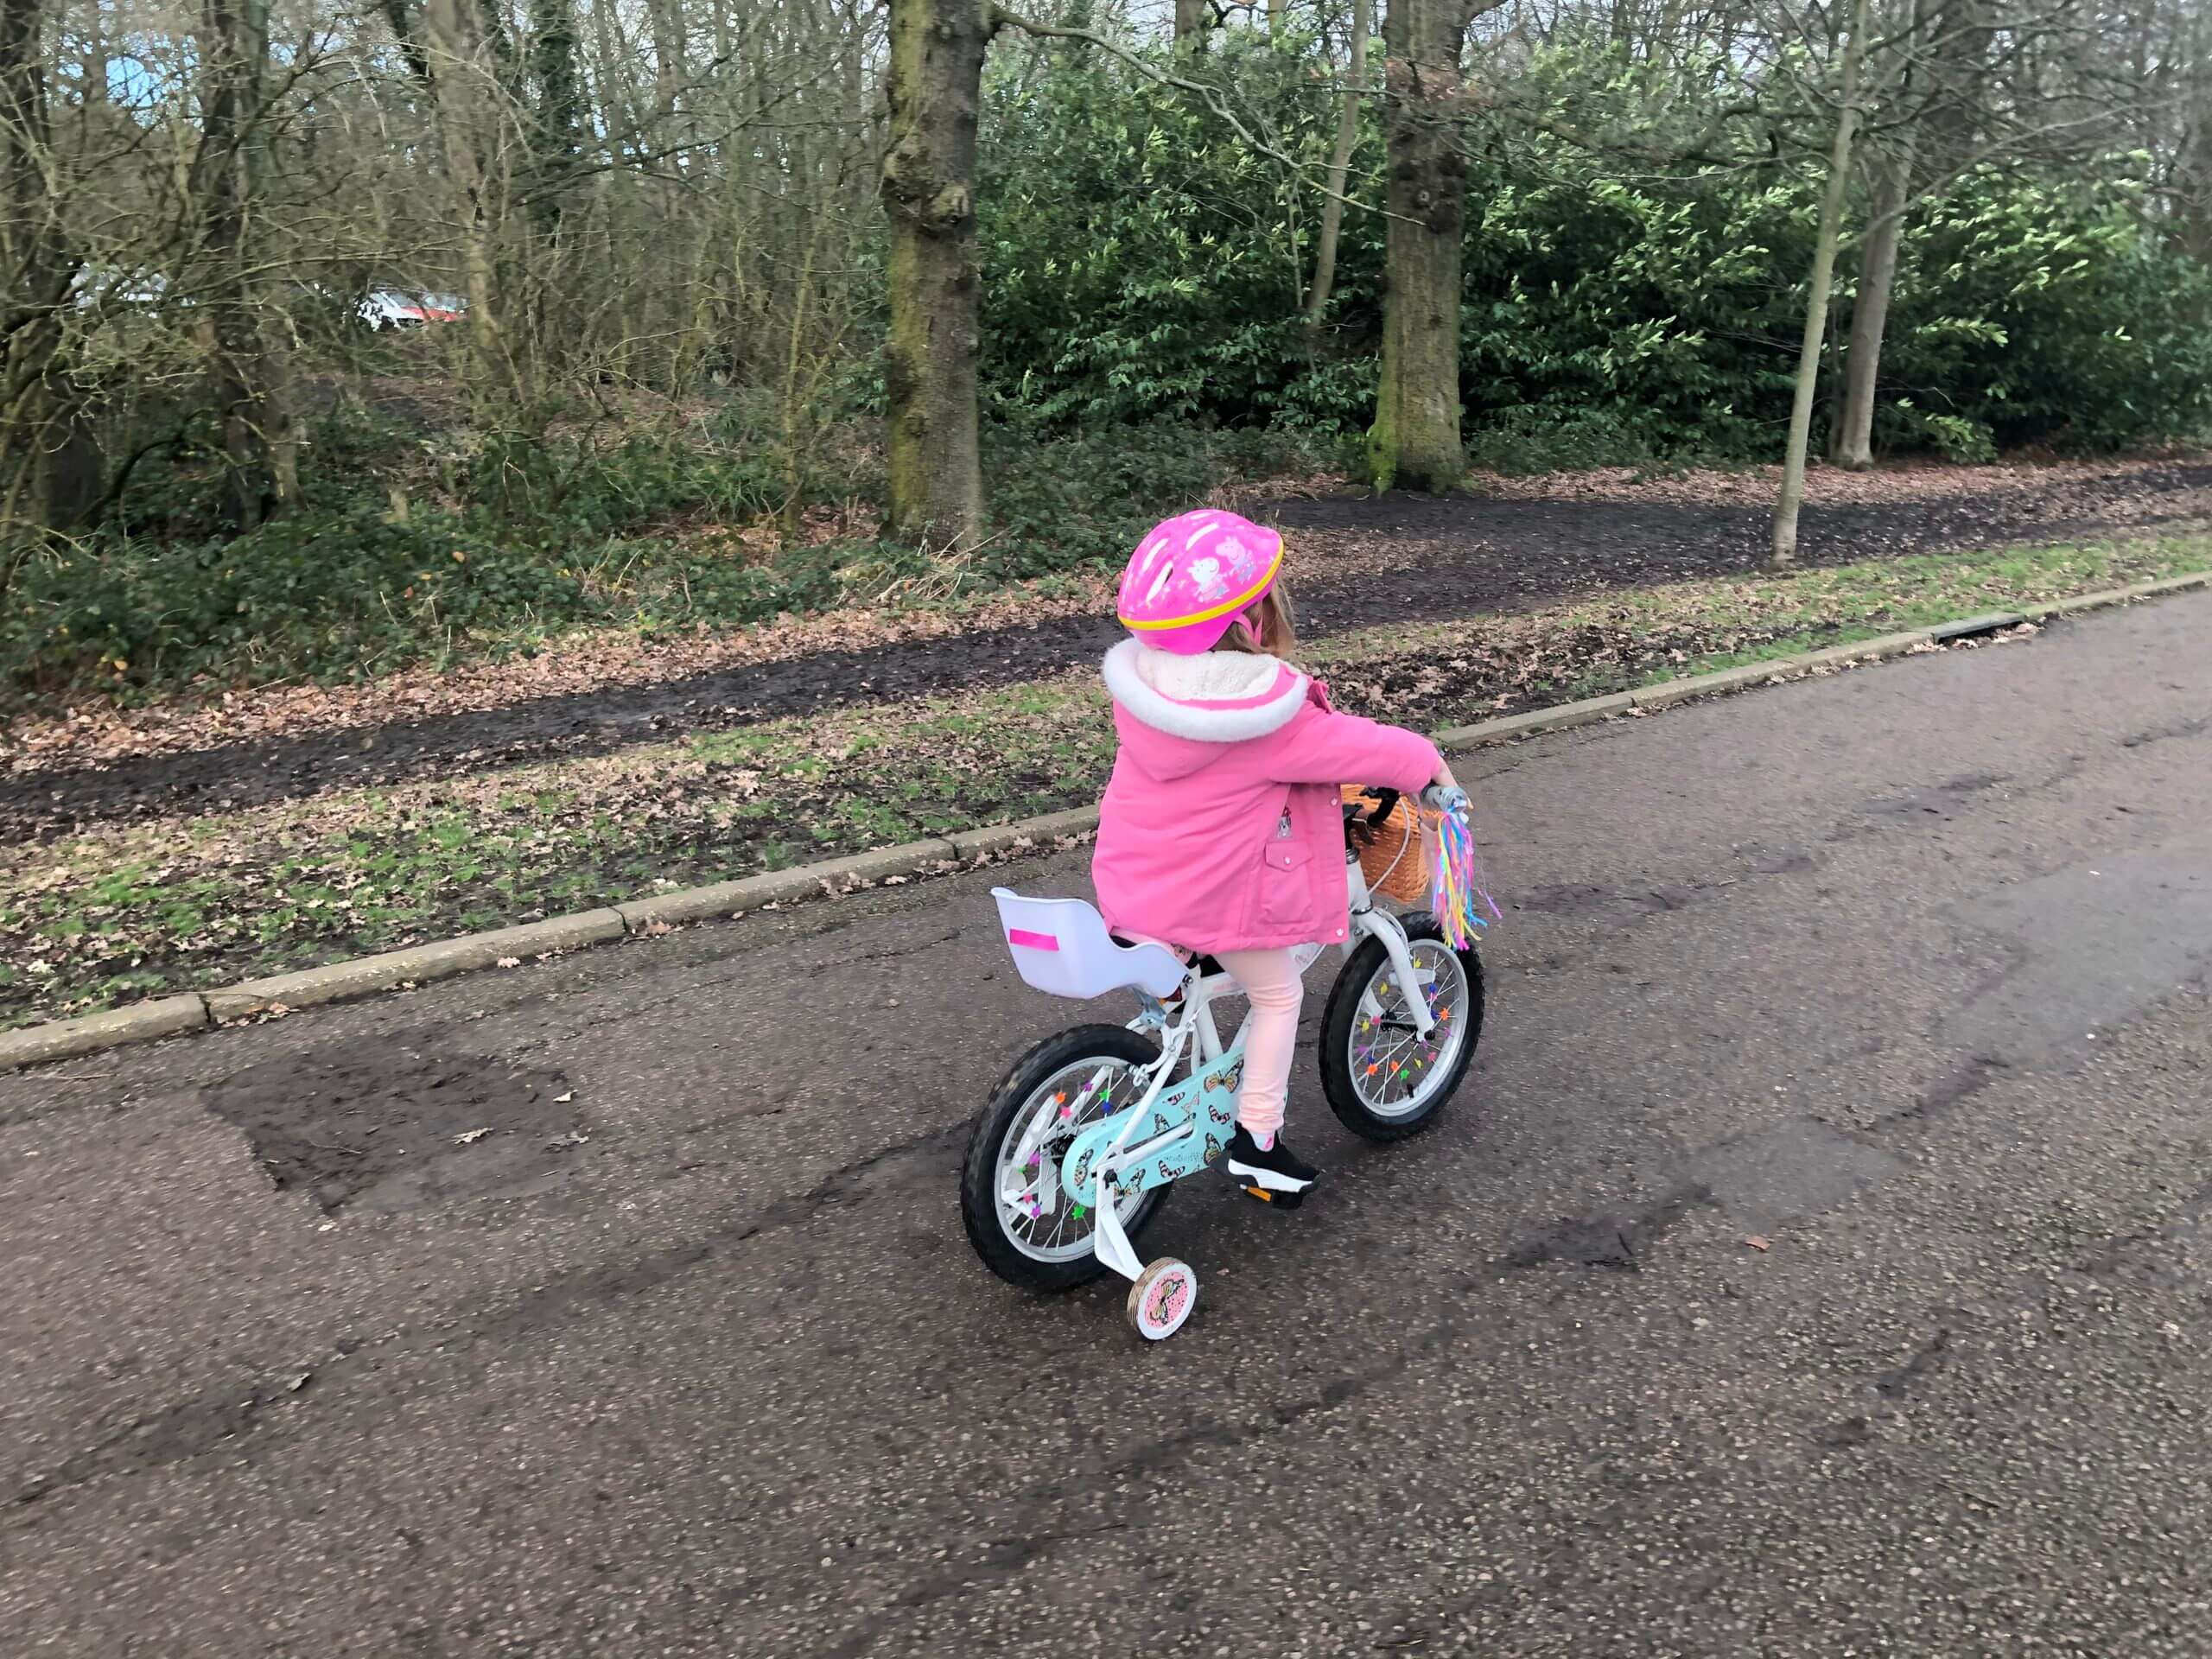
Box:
[10,461,2211,842]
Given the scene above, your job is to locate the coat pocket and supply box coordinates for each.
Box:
[1252,812,1312,933]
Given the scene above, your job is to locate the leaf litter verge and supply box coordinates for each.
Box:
[3,535,2207,1033]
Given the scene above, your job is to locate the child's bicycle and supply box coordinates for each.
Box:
[959,785,1486,1340]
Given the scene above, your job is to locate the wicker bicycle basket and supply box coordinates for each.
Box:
[1339,785,1434,906]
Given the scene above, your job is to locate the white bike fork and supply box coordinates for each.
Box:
[1348,875,1437,1042]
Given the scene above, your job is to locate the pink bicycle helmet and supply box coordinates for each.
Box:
[1116,509,1284,655]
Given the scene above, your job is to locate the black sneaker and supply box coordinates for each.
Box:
[1225,1126,1318,1209]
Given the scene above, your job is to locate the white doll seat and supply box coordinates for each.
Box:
[991,889,1187,1001]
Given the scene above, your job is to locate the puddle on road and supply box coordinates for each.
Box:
[201,1032,584,1213]
[1684,1117,1905,1235]
[1943,836,2212,1064]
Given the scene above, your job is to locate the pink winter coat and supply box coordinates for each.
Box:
[1091,639,1443,955]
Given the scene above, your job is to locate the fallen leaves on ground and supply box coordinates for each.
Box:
[3,518,1443,780]
[13,458,2188,780]
[3,534,2205,1030]
[1465,453,2196,507]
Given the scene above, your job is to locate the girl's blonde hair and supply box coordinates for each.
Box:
[1217,584,1298,661]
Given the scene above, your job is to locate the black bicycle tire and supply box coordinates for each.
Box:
[1318,918,1485,1143]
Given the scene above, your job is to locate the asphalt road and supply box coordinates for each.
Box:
[4,592,2209,1657]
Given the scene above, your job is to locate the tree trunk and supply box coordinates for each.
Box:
[1836,137,1913,471]
[2174,11,2212,264]
[1303,0,1371,329]
[80,0,108,102]
[1173,0,1207,49]
[530,0,582,226]
[586,0,635,151]
[244,0,299,512]
[197,0,286,530]
[41,370,103,529]
[378,0,435,83]
[645,0,684,138]
[0,0,103,536]
[0,0,66,536]
[1919,0,1993,175]
[48,3,110,525]
[880,0,989,548]
[1769,0,1872,568]
[428,0,514,398]
[1369,0,1467,494]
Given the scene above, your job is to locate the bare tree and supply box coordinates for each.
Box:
[425,0,516,399]
[1305,0,1374,327]
[1772,0,1874,566]
[1833,0,2124,470]
[527,0,583,235]
[2165,0,2212,257]
[1834,124,1915,467]
[4,0,2198,569]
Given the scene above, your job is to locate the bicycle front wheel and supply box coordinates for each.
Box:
[1319,917,1484,1142]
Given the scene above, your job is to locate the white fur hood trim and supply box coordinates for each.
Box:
[1101,638,1309,742]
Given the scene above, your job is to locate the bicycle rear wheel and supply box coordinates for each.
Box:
[960,1025,1172,1293]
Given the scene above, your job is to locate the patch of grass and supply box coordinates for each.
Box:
[5,533,2205,1030]
[1649,625,1881,683]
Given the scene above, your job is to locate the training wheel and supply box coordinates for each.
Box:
[1126,1257,1198,1341]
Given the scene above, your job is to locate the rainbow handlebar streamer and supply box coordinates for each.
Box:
[1426,797,1503,950]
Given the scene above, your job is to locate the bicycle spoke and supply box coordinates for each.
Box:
[995,1053,1157,1264]
[1351,942,1467,1120]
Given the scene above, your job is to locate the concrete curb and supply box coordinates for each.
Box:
[0,995,210,1071]
[947,806,1105,860]
[2022,568,2210,620]
[6,571,2207,1072]
[1433,690,1640,749]
[202,910,630,1021]
[1629,627,1940,711]
[612,841,959,931]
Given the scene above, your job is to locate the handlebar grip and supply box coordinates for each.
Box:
[1422,784,1470,815]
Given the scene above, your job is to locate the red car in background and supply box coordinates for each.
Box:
[356,289,467,331]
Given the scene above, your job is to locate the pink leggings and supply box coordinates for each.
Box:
[1217,948,1305,1138]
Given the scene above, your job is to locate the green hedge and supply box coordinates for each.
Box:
[980,37,2212,461]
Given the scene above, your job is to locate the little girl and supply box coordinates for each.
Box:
[1091,509,1458,1204]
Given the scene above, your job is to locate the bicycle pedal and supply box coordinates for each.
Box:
[1241,1183,1305,1211]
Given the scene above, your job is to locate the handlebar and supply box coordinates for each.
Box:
[1340,787,1399,842]
[1346,785,1463,823]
